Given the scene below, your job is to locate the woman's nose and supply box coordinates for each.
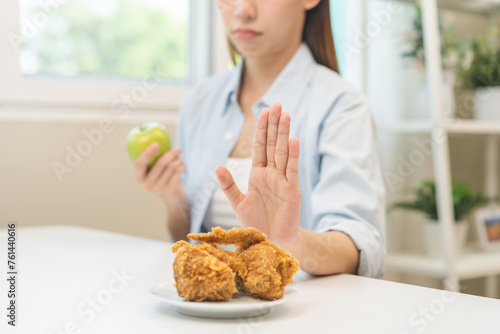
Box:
[233,0,257,22]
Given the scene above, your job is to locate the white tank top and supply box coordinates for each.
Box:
[203,157,253,231]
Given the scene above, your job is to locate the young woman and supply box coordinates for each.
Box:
[133,0,386,278]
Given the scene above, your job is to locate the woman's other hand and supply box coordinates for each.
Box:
[133,143,190,241]
[134,143,187,205]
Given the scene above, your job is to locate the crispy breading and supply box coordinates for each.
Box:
[172,228,299,302]
[172,242,237,301]
[171,240,189,253]
[187,226,267,250]
[195,243,248,279]
[236,241,299,300]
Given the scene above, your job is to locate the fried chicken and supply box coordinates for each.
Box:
[172,241,237,301]
[188,226,267,251]
[192,242,248,279]
[172,227,299,301]
[235,241,300,300]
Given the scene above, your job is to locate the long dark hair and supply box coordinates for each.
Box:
[228,0,339,73]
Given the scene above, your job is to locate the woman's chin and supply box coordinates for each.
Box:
[230,40,262,56]
[233,41,292,62]
[236,47,266,60]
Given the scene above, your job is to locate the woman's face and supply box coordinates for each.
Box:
[217,0,319,60]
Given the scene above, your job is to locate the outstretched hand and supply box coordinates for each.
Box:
[215,102,302,248]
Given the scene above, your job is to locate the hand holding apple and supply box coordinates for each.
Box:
[127,122,171,168]
[128,122,187,207]
[133,141,190,241]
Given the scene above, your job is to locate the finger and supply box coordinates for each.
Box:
[252,108,269,168]
[275,112,290,174]
[144,149,181,189]
[163,166,184,196]
[157,159,183,190]
[166,163,185,187]
[166,163,185,188]
[154,158,182,190]
[215,166,244,209]
[266,103,282,168]
[135,142,160,182]
[145,148,181,185]
[286,137,300,187]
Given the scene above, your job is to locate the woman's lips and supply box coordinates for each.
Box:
[234,29,262,40]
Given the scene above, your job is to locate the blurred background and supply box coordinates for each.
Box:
[1,0,499,298]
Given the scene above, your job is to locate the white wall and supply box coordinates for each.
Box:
[0,117,179,242]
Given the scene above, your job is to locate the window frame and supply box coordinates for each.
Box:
[0,0,223,114]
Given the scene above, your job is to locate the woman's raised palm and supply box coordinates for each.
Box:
[215,103,302,245]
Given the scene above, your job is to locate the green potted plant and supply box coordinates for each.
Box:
[392,180,496,257]
[402,1,461,119]
[458,28,500,120]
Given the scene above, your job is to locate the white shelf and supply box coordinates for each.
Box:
[446,120,500,134]
[372,0,500,294]
[376,120,500,135]
[393,0,500,14]
[386,248,500,280]
[439,0,500,14]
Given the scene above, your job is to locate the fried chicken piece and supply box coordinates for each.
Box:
[188,226,267,251]
[195,242,248,279]
[172,241,237,301]
[172,228,299,302]
[236,241,299,300]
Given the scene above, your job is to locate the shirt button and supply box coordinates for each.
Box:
[204,180,213,188]
[224,131,234,141]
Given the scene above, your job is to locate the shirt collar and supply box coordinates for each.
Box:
[223,61,243,107]
[222,42,316,116]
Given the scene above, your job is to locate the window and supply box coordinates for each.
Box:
[0,0,223,114]
[19,0,189,82]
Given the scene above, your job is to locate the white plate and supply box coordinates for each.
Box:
[150,282,298,319]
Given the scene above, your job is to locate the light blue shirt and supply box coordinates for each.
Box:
[176,43,386,278]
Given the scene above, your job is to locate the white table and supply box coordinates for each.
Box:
[1,225,499,334]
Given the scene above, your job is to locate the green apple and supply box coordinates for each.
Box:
[127,122,171,168]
